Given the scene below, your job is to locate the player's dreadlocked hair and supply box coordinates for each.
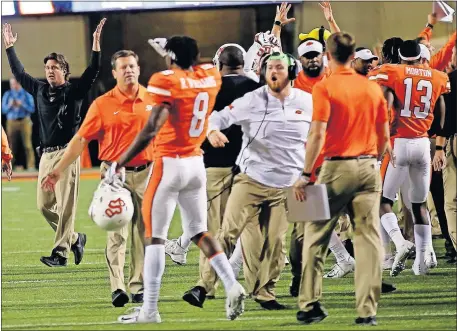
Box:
[382,37,403,64]
[165,36,199,69]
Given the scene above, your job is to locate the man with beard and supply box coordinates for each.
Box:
[352,47,378,76]
[294,39,328,93]
[184,52,313,311]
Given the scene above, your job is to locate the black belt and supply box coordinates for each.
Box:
[102,161,151,172]
[42,144,68,153]
[324,155,377,161]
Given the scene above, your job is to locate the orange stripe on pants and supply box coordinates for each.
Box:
[142,158,164,238]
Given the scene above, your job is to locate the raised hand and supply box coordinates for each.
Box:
[92,18,106,52]
[319,1,335,23]
[275,2,296,27]
[2,23,17,48]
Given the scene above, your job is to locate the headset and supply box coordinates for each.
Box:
[213,43,247,71]
[260,52,300,81]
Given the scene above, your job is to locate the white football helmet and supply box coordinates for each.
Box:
[88,178,134,231]
[213,43,247,70]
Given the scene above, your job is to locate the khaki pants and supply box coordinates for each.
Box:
[443,136,457,250]
[101,162,148,294]
[37,149,79,258]
[299,159,383,318]
[289,222,305,280]
[7,118,35,169]
[198,173,288,301]
[201,167,233,297]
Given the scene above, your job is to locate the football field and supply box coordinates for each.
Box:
[1,178,456,330]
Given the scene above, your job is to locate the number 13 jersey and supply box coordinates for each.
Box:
[376,63,450,138]
[147,64,222,158]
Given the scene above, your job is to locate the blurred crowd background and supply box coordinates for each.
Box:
[1,0,456,170]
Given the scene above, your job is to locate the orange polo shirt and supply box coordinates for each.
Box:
[312,67,388,158]
[1,127,12,163]
[77,85,154,167]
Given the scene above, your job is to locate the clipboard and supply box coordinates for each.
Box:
[286,184,331,222]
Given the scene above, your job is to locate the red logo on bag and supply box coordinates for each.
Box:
[105,198,125,218]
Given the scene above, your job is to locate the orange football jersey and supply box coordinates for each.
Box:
[294,67,330,94]
[147,64,222,158]
[376,63,450,138]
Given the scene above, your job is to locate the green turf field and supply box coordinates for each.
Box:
[1,179,456,330]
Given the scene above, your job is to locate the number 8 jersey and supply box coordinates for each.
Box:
[376,63,450,138]
[147,64,222,158]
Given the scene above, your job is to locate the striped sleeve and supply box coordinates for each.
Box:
[147,71,176,105]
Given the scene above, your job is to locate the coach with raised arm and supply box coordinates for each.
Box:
[2,19,105,267]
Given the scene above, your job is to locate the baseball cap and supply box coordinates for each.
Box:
[419,43,431,62]
[398,40,421,61]
[354,48,378,61]
[298,40,324,57]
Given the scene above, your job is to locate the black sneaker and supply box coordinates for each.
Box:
[255,299,287,310]
[183,286,207,308]
[355,316,377,326]
[296,301,328,324]
[71,233,87,265]
[112,289,129,307]
[290,276,300,297]
[131,292,143,303]
[40,254,67,267]
[381,282,397,293]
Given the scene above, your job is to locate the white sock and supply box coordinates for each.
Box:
[329,231,351,263]
[381,212,405,250]
[210,252,236,292]
[426,213,435,253]
[143,245,165,314]
[229,238,243,278]
[380,220,393,259]
[414,224,431,266]
[178,235,192,250]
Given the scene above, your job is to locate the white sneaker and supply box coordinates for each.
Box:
[225,282,246,320]
[390,241,415,277]
[118,307,161,324]
[425,248,437,269]
[383,256,395,270]
[323,257,355,278]
[165,239,188,265]
[285,256,290,266]
[412,260,429,275]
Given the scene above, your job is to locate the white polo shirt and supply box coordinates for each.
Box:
[208,85,313,188]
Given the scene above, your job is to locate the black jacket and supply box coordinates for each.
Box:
[6,47,100,148]
[202,74,260,168]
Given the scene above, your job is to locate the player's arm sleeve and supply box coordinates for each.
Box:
[76,101,102,141]
[208,93,252,132]
[418,27,432,41]
[311,82,331,122]
[375,66,395,90]
[430,32,456,71]
[147,73,175,106]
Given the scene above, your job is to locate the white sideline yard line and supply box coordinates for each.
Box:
[5,248,105,254]
[2,312,456,329]
[2,262,106,269]
[2,295,178,304]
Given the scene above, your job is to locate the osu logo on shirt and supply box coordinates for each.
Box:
[105,198,126,218]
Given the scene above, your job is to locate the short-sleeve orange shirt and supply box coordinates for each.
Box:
[294,67,330,94]
[146,64,222,158]
[376,63,450,138]
[312,67,388,158]
[77,85,154,167]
